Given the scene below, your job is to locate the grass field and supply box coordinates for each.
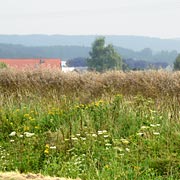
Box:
[0,69,180,180]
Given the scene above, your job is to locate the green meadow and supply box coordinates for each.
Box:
[0,69,180,180]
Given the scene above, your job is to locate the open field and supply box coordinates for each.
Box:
[0,69,180,179]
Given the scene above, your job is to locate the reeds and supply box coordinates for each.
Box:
[0,69,180,100]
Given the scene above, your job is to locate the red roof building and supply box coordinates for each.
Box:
[0,58,61,70]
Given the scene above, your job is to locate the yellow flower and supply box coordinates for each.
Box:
[44,144,50,154]
[24,126,30,131]
[45,144,50,148]
[121,138,129,145]
[24,114,30,118]
[44,149,49,154]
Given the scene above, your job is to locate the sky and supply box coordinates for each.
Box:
[0,0,180,38]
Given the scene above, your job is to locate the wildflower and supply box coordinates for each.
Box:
[72,137,78,141]
[76,134,81,137]
[10,140,14,142]
[29,117,35,121]
[104,135,109,138]
[9,131,16,137]
[114,147,123,152]
[150,124,160,127]
[137,132,144,136]
[134,166,141,170]
[92,134,97,137]
[24,114,29,118]
[121,138,129,145]
[80,137,86,141]
[141,126,149,129]
[125,148,130,152]
[24,126,30,131]
[119,153,124,156]
[49,146,56,149]
[45,144,50,148]
[102,130,107,133]
[24,132,35,137]
[153,132,160,135]
[98,131,103,135]
[19,134,23,138]
[44,149,49,154]
[105,143,112,146]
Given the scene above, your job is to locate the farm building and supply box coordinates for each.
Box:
[0,58,61,69]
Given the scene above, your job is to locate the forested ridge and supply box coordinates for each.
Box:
[0,43,177,65]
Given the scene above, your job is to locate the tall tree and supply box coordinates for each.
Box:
[174,54,180,70]
[87,37,122,72]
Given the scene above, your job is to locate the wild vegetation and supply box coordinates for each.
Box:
[174,54,180,70]
[0,69,180,179]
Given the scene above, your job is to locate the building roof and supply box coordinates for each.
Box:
[0,58,61,69]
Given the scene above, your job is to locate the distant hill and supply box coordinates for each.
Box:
[0,43,90,60]
[0,43,178,64]
[0,35,180,52]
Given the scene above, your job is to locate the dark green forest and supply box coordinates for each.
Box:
[0,43,177,66]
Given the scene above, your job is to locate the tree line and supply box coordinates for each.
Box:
[0,36,180,70]
[68,37,180,71]
[0,42,178,64]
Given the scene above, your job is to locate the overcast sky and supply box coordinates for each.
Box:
[0,0,180,38]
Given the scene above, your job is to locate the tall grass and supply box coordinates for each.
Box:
[0,69,180,99]
[0,69,180,179]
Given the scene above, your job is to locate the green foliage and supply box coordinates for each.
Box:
[87,37,122,72]
[174,54,180,70]
[66,57,87,67]
[0,70,180,179]
[0,62,7,69]
[0,92,180,179]
[0,43,177,65]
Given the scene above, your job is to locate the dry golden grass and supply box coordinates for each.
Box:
[0,172,80,180]
[0,69,180,101]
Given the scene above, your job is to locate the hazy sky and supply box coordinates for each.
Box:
[0,0,180,38]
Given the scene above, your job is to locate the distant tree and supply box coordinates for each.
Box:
[66,57,87,67]
[87,37,122,72]
[0,62,7,69]
[174,54,180,70]
[139,48,153,61]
